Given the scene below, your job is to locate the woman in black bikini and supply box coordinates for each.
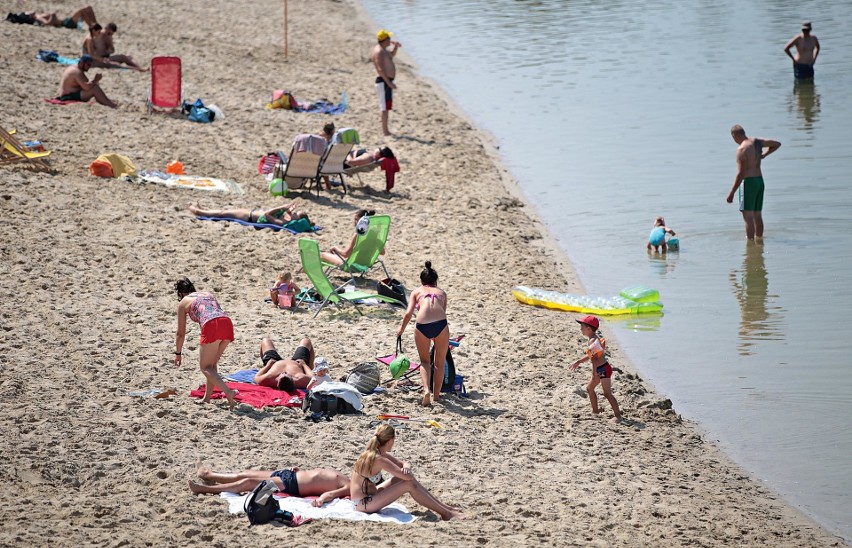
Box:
[186,202,311,226]
[349,424,464,520]
[396,261,449,406]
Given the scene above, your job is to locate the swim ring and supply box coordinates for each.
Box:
[512,285,663,315]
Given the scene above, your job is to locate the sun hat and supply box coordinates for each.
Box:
[313,357,329,373]
[576,315,600,330]
[376,29,393,42]
[801,21,812,30]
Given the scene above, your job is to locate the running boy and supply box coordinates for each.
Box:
[569,315,623,423]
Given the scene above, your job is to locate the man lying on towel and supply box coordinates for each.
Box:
[253,337,315,392]
[56,54,118,108]
[189,466,350,507]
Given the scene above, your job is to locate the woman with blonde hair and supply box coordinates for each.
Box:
[349,424,464,520]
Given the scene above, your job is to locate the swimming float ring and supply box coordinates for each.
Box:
[512,285,663,315]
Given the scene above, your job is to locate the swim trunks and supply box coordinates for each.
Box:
[794,63,814,79]
[291,345,311,364]
[595,363,613,379]
[61,17,76,29]
[648,226,666,246]
[57,91,83,102]
[375,76,393,111]
[270,469,299,496]
[740,176,765,212]
[261,349,283,366]
[199,316,234,344]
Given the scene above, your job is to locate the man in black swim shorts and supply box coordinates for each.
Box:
[253,337,315,391]
[189,465,351,506]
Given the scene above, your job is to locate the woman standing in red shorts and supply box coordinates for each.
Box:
[173,278,236,409]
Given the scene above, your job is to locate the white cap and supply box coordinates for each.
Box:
[313,357,329,372]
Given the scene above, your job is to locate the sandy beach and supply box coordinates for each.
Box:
[0,0,845,545]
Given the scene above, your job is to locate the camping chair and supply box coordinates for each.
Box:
[317,142,354,194]
[147,56,181,114]
[277,146,322,192]
[322,214,391,285]
[0,126,51,171]
[297,238,402,318]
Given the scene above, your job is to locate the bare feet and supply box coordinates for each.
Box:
[611,416,625,425]
[187,202,200,215]
[421,392,431,407]
[196,467,212,480]
[443,511,466,521]
[225,391,237,411]
[188,480,204,494]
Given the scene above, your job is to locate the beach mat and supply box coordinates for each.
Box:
[197,216,319,233]
[224,369,259,384]
[221,492,416,524]
[126,170,244,194]
[189,382,304,408]
[37,50,80,65]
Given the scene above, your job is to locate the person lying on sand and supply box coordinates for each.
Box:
[253,337,315,392]
[187,202,311,227]
[189,466,350,507]
[9,5,97,28]
[349,424,465,520]
[56,55,118,108]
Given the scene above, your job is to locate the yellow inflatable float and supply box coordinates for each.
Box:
[512,285,663,315]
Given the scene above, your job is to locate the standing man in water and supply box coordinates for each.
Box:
[371,29,401,136]
[784,21,820,79]
[726,125,781,240]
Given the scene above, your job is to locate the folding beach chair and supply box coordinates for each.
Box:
[147,56,181,114]
[0,126,51,171]
[322,214,391,285]
[297,238,402,318]
[317,142,354,194]
[383,335,465,392]
[277,147,322,193]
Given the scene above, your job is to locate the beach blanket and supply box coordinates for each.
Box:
[37,50,80,65]
[221,492,415,524]
[189,382,304,408]
[43,98,88,105]
[292,92,347,115]
[224,369,259,384]
[196,216,319,233]
[126,170,244,194]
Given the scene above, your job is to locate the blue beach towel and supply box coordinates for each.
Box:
[294,92,347,115]
[37,50,80,65]
[197,216,320,233]
[225,369,259,384]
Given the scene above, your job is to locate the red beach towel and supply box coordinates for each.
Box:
[381,157,400,191]
[189,382,305,408]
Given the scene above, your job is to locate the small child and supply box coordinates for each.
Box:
[647,216,676,253]
[569,315,623,423]
[306,358,330,391]
[270,272,300,309]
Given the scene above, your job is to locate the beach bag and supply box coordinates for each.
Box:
[89,158,114,178]
[377,278,407,306]
[346,362,381,395]
[267,90,299,110]
[244,480,294,526]
[389,337,410,380]
[429,347,467,396]
[283,218,313,233]
[301,391,357,420]
[188,104,214,123]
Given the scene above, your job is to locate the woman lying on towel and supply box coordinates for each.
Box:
[319,209,384,267]
[349,425,465,520]
[187,202,312,227]
[189,466,350,506]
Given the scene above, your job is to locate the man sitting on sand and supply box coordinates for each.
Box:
[253,337,315,392]
[56,54,118,108]
[189,466,350,507]
[7,5,97,28]
[91,22,147,71]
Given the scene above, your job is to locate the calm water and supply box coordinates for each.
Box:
[361,0,852,540]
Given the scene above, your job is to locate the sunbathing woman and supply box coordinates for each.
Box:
[187,202,311,226]
[343,146,394,169]
[174,278,236,410]
[349,424,464,520]
[189,466,350,507]
[397,261,449,406]
[319,209,384,267]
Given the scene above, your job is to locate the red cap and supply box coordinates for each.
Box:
[576,315,600,330]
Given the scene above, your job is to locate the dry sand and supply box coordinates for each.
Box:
[0,0,845,546]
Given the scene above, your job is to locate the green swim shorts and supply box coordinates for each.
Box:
[740,176,765,212]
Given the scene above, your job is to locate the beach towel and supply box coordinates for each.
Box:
[381,157,400,191]
[224,369,259,384]
[36,50,80,65]
[310,381,364,411]
[189,382,304,408]
[43,98,88,105]
[283,92,347,115]
[293,134,328,156]
[221,492,416,524]
[89,153,137,178]
[196,216,319,233]
[126,170,244,194]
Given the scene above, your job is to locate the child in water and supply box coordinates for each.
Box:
[647,216,676,253]
[270,272,300,309]
[569,315,623,423]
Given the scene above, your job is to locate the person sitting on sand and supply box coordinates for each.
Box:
[56,54,118,108]
[319,209,384,268]
[174,278,237,410]
[187,202,311,227]
[396,261,450,407]
[8,5,97,28]
[647,216,676,253]
[253,337,315,392]
[91,22,147,72]
[343,146,394,169]
[348,424,464,520]
[270,271,299,309]
[189,466,350,507]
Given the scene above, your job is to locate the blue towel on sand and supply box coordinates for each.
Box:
[294,92,347,115]
[197,216,319,233]
[37,50,80,65]
[225,369,259,384]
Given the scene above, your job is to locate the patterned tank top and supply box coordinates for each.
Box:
[187,293,228,327]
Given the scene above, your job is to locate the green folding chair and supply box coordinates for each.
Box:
[322,214,391,285]
[298,238,401,318]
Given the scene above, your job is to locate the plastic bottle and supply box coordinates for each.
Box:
[167,160,184,175]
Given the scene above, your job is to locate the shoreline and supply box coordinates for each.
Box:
[0,0,845,545]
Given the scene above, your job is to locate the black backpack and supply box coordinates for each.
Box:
[301,391,357,422]
[244,480,294,526]
[429,347,456,392]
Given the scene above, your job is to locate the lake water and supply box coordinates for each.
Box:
[360,0,852,540]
